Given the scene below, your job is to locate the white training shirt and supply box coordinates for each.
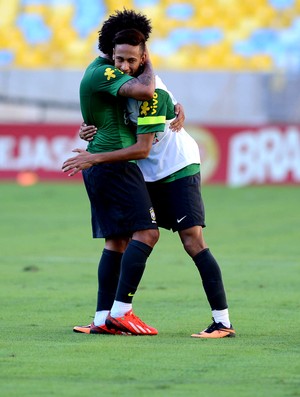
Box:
[127,75,201,182]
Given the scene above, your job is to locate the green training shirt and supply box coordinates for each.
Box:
[80,57,135,153]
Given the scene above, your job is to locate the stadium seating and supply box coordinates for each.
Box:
[0,0,299,70]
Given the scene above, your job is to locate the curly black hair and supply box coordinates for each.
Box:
[98,8,152,58]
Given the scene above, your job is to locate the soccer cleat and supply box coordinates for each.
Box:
[191,319,236,339]
[105,310,158,335]
[73,322,118,334]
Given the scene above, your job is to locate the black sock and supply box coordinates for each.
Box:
[115,239,152,303]
[97,248,122,311]
[193,248,228,310]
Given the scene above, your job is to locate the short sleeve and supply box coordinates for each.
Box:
[91,66,133,97]
[136,89,175,135]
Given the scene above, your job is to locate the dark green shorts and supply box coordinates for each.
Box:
[146,172,205,232]
[83,162,158,239]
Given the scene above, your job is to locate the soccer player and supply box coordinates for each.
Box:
[63,10,235,338]
[66,14,162,336]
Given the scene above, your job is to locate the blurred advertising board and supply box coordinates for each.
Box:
[0,123,299,186]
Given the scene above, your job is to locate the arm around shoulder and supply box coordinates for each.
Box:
[119,53,155,100]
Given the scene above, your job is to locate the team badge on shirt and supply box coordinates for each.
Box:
[140,92,158,116]
[149,207,157,223]
[104,67,118,80]
[140,101,150,116]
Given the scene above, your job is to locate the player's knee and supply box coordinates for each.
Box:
[134,228,159,247]
[179,226,206,257]
[147,228,160,247]
[105,238,129,252]
[182,236,206,257]
[182,238,194,255]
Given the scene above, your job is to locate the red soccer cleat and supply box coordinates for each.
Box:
[105,310,158,335]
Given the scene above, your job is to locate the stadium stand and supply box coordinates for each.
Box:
[0,0,299,71]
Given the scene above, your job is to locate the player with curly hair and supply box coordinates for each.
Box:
[63,10,235,338]
[98,9,152,58]
[63,10,163,336]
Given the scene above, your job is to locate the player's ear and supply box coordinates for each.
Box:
[140,53,146,66]
[112,48,115,61]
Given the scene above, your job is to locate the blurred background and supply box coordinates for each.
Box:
[0,0,299,185]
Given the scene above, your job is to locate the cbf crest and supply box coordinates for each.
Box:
[149,207,157,223]
[104,67,124,80]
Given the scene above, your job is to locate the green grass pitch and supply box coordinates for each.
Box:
[0,182,299,397]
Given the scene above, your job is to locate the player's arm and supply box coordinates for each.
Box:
[78,101,185,141]
[118,47,155,100]
[151,75,185,131]
[62,133,154,176]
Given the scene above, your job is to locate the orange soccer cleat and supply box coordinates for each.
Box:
[191,319,236,339]
[73,322,118,334]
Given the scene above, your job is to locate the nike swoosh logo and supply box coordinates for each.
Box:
[128,292,135,297]
[177,216,187,223]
